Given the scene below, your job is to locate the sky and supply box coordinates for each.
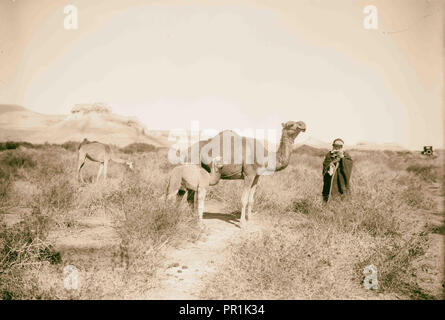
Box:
[0,0,443,149]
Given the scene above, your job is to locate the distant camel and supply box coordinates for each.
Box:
[166,156,223,225]
[77,139,133,183]
[186,121,306,228]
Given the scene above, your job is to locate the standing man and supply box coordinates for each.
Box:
[322,138,353,202]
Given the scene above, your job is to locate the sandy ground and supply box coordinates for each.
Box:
[1,187,443,299]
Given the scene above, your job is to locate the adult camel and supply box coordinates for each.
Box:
[77,139,133,183]
[185,121,306,228]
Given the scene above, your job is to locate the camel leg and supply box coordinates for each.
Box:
[77,152,87,183]
[96,163,103,183]
[187,189,195,206]
[103,160,108,180]
[196,187,206,226]
[246,175,259,221]
[77,159,86,183]
[194,189,198,211]
[240,176,255,228]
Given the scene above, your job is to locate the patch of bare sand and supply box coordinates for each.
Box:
[48,215,120,250]
[0,207,31,227]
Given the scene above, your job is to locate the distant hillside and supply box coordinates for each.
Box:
[0,103,170,147]
[0,104,27,114]
[295,136,408,152]
[293,144,329,157]
[295,136,332,150]
[351,141,407,151]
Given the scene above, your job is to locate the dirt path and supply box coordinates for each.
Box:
[144,199,260,300]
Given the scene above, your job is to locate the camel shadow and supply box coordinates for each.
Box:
[203,211,241,228]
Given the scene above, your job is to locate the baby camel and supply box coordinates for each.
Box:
[166,157,223,225]
[77,139,133,183]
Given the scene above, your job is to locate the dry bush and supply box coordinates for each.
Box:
[0,208,61,299]
[355,233,434,299]
[0,141,37,151]
[406,163,439,183]
[114,173,200,246]
[37,178,77,214]
[60,141,80,152]
[0,150,38,207]
[120,143,157,154]
[0,149,36,172]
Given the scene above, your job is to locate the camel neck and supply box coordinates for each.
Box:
[275,134,293,171]
[209,164,222,185]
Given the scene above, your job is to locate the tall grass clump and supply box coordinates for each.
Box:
[0,150,38,206]
[37,178,77,214]
[106,173,201,279]
[0,141,37,151]
[406,163,439,183]
[121,143,157,154]
[0,208,61,299]
[60,141,80,152]
[355,233,435,299]
[0,149,36,172]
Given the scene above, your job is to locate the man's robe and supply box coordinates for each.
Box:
[322,151,353,201]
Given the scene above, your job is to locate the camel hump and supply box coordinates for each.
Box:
[217,129,241,138]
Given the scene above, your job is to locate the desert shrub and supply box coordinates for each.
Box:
[2,141,19,150]
[19,148,74,183]
[288,193,400,238]
[355,233,435,299]
[0,141,40,151]
[37,178,77,213]
[60,141,80,152]
[0,150,36,171]
[289,197,321,215]
[113,174,198,242]
[202,230,310,299]
[201,219,373,299]
[121,143,157,154]
[110,174,200,280]
[0,177,12,206]
[0,162,13,203]
[0,208,61,299]
[406,164,439,183]
[401,184,436,211]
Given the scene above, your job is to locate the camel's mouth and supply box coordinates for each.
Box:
[296,121,306,131]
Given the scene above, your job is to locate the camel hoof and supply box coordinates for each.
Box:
[239,219,247,229]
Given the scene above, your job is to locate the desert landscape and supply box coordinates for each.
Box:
[1,0,443,302]
[0,104,443,300]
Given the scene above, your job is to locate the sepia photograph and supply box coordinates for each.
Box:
[0,0,444,303]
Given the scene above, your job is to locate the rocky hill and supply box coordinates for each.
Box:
[0,103,170,147]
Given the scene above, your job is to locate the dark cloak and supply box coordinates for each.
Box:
[322,151,353,201]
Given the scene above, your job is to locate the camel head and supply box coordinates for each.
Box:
[212,156,223,170]
[281,121,306,140]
